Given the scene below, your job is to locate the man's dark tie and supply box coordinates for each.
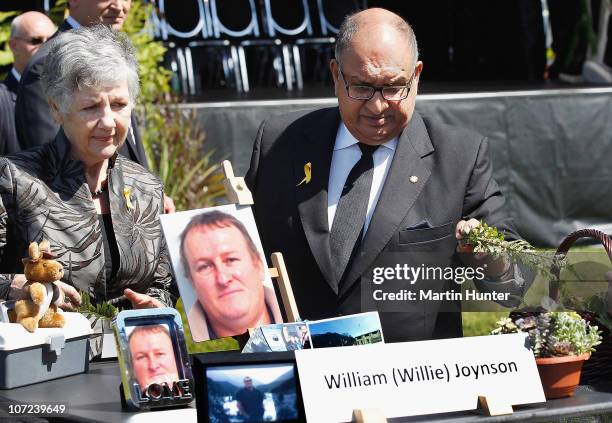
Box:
[330,143,379,289]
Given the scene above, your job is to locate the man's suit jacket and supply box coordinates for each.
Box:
[1,72,18,96]
[246,107,522,343]
[14,20,149,168]
[0,76,19,156]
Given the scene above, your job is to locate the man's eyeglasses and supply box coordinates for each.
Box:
[339,68,414,101]
[14,36,46,45]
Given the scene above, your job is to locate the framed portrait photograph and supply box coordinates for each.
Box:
[160,205,284,343]
[113,308,194,410]
[193,352,305,423]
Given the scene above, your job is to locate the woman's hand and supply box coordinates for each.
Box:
[56,281,82,311]
[124,288,165,309]
[8,274,28,300]
[163,195,176,214]
[10,277,82,311]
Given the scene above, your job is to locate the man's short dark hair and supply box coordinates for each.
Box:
[179,211,262,280]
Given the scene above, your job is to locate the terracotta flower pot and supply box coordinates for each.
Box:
[535,353,590,399]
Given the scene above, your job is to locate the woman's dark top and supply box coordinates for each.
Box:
[99,213,120,283]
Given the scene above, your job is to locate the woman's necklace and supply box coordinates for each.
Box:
[91,180,108,197]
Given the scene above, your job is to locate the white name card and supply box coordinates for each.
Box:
[295,333,544,422]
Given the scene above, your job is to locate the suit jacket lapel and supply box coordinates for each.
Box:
[130,115,149,169]
[339,112,435,297]
[294,108,340,292]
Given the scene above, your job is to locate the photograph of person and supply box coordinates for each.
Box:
[207,363,298,422]
[279,324,308,351]
[127,324,180,392]
[160,205,283,342]
[307,312,384,349]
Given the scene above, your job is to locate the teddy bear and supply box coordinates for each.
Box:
[11,241,66,332]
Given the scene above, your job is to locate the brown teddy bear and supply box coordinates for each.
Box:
[11,241,66,332]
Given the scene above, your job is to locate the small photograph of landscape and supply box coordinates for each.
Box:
[307,312,384,348]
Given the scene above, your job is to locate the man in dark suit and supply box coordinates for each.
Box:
[1,12,55,155]
[246,8,528,343]
[15,0,149,169]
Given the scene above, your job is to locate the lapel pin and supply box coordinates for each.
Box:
[410,175,419,183]
[123,187,134,210]
[297,162,312,187]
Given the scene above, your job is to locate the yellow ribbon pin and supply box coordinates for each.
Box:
[123,188,134,210]
[296,162,312,187]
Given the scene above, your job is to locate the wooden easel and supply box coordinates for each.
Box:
[350,395,514,422]
[222,160,300,322]
[352,409,387,422]
[477,395,513,416]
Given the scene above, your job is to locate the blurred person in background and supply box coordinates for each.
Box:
[0,12,55,155]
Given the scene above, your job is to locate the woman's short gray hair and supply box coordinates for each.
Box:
[42,24,139,114]
[335,12,419,69]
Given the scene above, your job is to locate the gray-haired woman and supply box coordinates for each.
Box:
[0,25,177,310]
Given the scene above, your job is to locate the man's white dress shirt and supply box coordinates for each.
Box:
[327,122,398,235]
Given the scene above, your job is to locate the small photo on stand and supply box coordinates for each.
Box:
[243,323,310,353]
[306,311,384,349]
[113,308,194,410]
[207,363,300,422]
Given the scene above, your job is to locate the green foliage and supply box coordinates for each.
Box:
[462,312,507,337]
[0,11,18,69]
[464,221,564,277]
[562,290,612,331]
[122,1,225,209]
[78,291,119,319]
[492,311,602,357]
[49,0,68,26]
[122,0,171,106]
[145,98,226,209]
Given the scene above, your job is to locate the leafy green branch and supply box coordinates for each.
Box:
[464,221,565,277]
[78,291,119,320]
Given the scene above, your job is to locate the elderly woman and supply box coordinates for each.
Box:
[0,25,176,310]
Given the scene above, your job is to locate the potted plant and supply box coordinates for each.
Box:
[492,312,602,399]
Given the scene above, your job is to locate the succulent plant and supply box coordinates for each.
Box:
[492,311,602,358]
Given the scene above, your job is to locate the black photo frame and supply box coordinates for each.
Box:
[192,351,305,422]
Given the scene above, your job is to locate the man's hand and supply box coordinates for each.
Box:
[455,219,511,278]
[124,288,164,309]
[163,195,176,214]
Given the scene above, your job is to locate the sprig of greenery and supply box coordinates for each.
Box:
[78,291,119,320]
[464,221,564,277]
